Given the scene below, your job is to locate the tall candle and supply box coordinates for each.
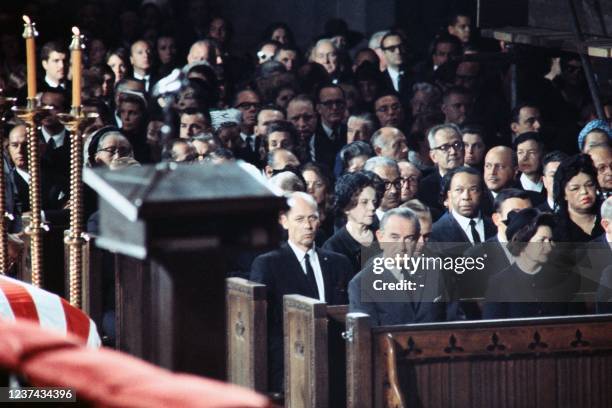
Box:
[22,15,38,99]
[70,27,83,108]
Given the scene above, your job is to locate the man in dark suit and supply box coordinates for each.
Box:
[250,192,351,392]
[430,166,496,246]
[313,84,347,169]
[379,31,412,105]
[539,150,568,212]
[593,197,612,312]
[463,189,533,299]
[514,132,546,204]
[128,39,157,93]
[39,41,69,95]
[349,207,448,325]
[38,91,71,211]
[429,166,496,317]
[418,123,465,215]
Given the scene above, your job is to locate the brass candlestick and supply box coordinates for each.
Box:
[58,108,98,308]
[11,103,49,287]
[0,96,17,275]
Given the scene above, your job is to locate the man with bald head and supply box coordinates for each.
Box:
[589,145,612,199]
[483,146,517,198]
[371,127,408,161]
[187,39,219,66]
[250,192,351,392]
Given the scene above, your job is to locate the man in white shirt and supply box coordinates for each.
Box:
[380,31,408,98]
[250,192,351,391]
[40,41,67,92]
[513,132,545,195]
[540,151,569,212]
[129,40,153,92]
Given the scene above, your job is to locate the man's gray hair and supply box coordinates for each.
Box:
[371,127,401,151]
[602,196,612,221]
[286,191,318,211]
[369,30,389,49]
[270,172,306,194]
[364,156,399,173]
[427,123,462,150]
[379,207,421,235]
[310,38,336,60]
[348,112,377,134]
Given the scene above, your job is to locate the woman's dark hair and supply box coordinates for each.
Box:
[507,210,556,256]
[105,47,130,69]
[552,153,599,215]
[259,120,299,160]
[334,170,384,218]
[262,22,295,46]
[301,162,334,209]
[339,141,374,173]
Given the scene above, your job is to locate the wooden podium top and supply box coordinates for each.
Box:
[481,26,612,58]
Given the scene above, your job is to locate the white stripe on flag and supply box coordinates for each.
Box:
[87,319,102,348]
[24,283,67,336]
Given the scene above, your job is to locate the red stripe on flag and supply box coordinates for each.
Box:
[0,278,40,323]
[60,298,90,342]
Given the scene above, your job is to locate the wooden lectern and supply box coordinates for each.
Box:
[84,162,285,379]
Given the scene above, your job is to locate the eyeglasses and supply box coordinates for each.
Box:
[381,43,404,53]
[383,178,402,191]
[401,176,419,185]
[319,99,345,108]
[97,146,132,157]
[235,102,261,110]
[431,141,464,152]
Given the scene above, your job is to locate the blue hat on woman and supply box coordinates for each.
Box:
[578,119,612,151]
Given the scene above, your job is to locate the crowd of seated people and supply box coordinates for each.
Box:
[1,1,612,393]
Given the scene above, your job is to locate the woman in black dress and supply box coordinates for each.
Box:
[323,171,383,275]
[552,154,604,242]
[484,208,573,319]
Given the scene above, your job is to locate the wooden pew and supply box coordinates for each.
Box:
[226,277,268,393]
[346,313,612,407]
[283,294,348,408]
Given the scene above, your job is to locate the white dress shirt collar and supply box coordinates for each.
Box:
[520,173,544,193]
[15,167,30,184]
[287,240,325,301]
[321,122,335,140]
[496,232,515,263]
[451,211,485,244]
[387,66,401,92]
[45,76,64,89]
[41,126,66,148]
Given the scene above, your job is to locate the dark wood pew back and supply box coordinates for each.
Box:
[225,277,268,393]
[346,313,612,408]
[282,295,348,408]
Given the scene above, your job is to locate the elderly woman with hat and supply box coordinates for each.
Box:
[483,208,575,319]
[578,119,612,153]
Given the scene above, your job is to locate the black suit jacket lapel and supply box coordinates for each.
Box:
[447,214,471,242]
[280,243,316,298]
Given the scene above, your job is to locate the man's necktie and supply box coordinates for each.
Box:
[469,219,481,243]
[304,253,320,299]
[47,137,56,150]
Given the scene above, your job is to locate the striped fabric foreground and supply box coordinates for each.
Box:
[0,275,101,347]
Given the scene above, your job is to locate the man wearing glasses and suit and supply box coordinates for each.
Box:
[418,124,465,217]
